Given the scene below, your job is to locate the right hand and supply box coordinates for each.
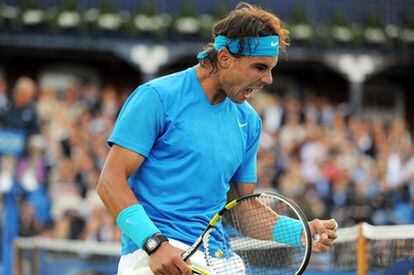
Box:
[148,242,193,274]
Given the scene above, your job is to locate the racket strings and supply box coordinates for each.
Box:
[234,197,280,240]
[205,195,309,274]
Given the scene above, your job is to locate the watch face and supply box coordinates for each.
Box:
[147,238,158,250]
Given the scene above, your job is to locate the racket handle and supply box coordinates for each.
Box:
[190,265,210,275]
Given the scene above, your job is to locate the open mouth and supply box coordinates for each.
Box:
[243,88,255,99]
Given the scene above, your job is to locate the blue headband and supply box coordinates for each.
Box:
[197,35,279,59]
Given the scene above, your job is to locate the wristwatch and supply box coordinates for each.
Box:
[143,234,168,255]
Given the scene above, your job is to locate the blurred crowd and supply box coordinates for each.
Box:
[0,76,121,242]
[0,74,413,243]
[253,92,414,227]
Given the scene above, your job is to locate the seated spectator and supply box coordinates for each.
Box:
[0,76,40,136]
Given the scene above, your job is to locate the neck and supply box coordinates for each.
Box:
[195,64,226,105]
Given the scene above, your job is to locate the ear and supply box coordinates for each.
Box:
[217,49,233,69]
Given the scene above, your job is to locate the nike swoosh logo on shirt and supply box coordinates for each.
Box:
[239,123,248,127]
[271,41,278,47]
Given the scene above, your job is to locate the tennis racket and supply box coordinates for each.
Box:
[181,193,313,275]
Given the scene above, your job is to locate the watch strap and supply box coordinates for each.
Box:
[143,234,168,255]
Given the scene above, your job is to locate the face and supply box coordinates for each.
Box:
[218,52,278,104]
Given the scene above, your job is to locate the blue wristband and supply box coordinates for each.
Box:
[273,216,304,248]
[116,204,160,248]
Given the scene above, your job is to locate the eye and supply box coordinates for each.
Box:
[254,65,267,71]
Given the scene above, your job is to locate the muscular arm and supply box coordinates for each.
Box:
[234,182,256,197]
[233,182,279,240]
[232,182,337,251]
[97,144,192,273]
[96,144,145,218]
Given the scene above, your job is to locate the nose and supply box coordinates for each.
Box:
[261,71,273,85]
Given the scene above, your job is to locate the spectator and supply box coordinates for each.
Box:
[263,94,284,134]
[0,76,40,136]
[19,200,43,236]
[49,157,83,224]
[37,87,60,124]
[99,85,119,118]
[279,113,306,150]
[17,135,47,192]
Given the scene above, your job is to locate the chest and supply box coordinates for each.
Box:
[156,104,247,172]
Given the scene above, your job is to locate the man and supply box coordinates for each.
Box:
[97,2,337,274]
[0,76,40,136]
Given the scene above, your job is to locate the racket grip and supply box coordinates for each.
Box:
[190,265,210,275]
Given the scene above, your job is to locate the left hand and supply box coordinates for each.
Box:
[306,219,338,252]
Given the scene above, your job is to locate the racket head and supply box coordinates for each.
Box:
[198,193,312,274]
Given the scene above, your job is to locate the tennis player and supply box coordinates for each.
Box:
[97,2,337,274]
